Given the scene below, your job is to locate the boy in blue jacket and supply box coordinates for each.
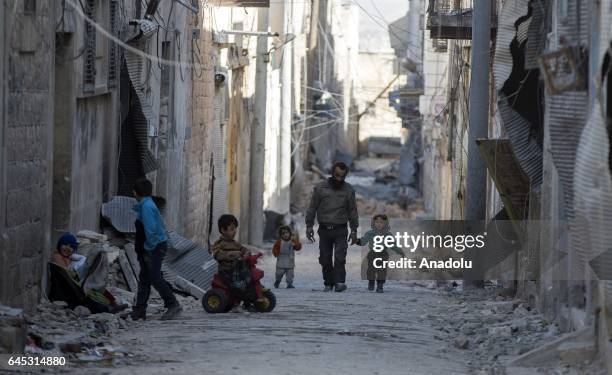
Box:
[130,178,182,321]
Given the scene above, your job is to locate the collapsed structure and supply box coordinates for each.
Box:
[421,0,612,368]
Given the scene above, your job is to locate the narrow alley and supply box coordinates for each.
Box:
[72,237,473,375]
[2,0,612,374]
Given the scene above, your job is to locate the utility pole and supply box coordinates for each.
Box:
[464,0,491,288]
[249,8,269,246]
[279,0,293,214]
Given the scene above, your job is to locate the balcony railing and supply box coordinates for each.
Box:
[426,0,497,40]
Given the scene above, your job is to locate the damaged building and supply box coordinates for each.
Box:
[420,0,612,369]
[0,0,324,315]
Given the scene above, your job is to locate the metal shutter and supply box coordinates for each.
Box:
[83,0,97,92]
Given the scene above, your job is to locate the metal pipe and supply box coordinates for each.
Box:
[464,0,491,288]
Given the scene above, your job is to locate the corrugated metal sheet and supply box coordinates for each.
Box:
[493,0,530,91]
[162,232,216,292]
[497,96,543,187]
[124,22,159,174]
[101,196,138,233]
[573,100,612,278]
[544,0,589,218]
[525,0,551,70]
[547,91,588,220]
[572,0,612,283]
[493,0,545,191]
[210,95,228,241]
[556,0,589,46]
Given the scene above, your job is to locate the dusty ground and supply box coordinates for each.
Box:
[8,219,605,374]
[70,235,471,375]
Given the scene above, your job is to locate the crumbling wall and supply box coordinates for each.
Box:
[0,0,55,310]
[182,8,215,246]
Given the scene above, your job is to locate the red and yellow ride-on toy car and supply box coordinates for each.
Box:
[202,252,276,313]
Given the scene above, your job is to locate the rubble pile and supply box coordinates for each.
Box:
[24,301,134,364]
[426,287,606,374]
[356,193,424,218]
[0,304,26,354]
[373,159,400,183]
[74,231,131,292]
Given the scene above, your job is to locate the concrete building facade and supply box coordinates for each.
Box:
[0,0,56,310]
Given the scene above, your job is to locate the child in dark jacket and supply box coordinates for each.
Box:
[357,214,405,293]
[272,226,302,288]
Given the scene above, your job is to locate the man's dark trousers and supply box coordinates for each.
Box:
[135,242,178,309]
[318,225,348,286]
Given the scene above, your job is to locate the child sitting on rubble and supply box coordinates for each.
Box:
[272,225,302,289]
[51,233,87,280]
[49,233,128,314]
[357,214,405,293]
[212,214,266,305]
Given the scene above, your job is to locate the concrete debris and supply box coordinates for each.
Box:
[77,230,108,243]
[558,340,596,365]
[173,276,206,299]
[0,304,26,354]
[373,159,400,183]
[73,305,92,318]
[23,301,133,363]
[356,193,424,218]
[454,335,469,349]
[428,286,605,374]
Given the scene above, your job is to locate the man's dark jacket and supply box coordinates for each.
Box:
[305,179,359,231]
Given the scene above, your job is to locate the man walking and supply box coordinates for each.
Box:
[306,162,359,292]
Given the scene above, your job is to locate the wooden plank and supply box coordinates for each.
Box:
[123,244,141,282]
[118,252,138,292]
[476,139,531,222]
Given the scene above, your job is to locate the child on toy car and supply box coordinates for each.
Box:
[211,214,251,279]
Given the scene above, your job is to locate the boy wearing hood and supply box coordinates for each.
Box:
[357,214,405,293]
[272,226,302,288]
